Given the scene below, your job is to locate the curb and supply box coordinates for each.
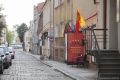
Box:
[21,51,79,80]
[40,61,53,67]
[40,61,78,80]
[30,54,79,80]
[54,68,78,80]
[20,51,97,80]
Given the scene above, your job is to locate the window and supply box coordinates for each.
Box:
[55,24,58,37]
[68,20,72,27]
[60,23,64,37]
[60,0,64,4]
[55,0,58,7]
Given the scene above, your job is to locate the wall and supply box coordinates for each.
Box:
[72,0,97,24]
[42,0,53,57]
[106,0,118,49]
[24,30,30,52]
[53,0,97,62]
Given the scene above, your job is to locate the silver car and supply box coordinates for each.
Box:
[0,46,12,68]
[0,49,5,74]
[8,47,15,59]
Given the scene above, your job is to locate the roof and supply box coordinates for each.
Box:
[38,2,45,14]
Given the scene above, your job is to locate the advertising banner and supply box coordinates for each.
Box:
[67,33,84,64]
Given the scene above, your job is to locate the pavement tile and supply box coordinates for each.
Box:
[25,52,98,80]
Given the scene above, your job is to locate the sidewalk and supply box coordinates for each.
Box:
[23,51,98,80]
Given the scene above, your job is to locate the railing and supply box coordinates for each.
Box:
[83,24,107,77]
[83,24,101,55]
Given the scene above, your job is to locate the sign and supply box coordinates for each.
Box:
[49,38,53,42]
[32,43,34,46]
[67,33,84,64]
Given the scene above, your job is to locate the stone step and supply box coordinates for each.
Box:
[99,73,120,80]
[100,54,120,58]
[97,50,120,80]
[100,59,120,63]
[99,64,120,69]
[99,69,120,73]
[93,49,119,54]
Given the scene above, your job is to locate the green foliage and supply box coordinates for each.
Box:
[16,23,28,43]
[0,5,6,37]
[6,28,14,46]
[0,4,4,11]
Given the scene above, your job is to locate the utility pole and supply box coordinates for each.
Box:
[49,0,52,59]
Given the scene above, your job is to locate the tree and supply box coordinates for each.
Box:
[0,4,6,37]
[6,28,14,46]
[16,23,28,43]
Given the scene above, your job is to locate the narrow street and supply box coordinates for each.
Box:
[0,49,72,80]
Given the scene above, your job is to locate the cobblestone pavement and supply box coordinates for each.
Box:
[0,50,72,80]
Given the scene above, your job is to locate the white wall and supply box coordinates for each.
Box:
[24,30,30,52]
[42,0,53,56]
[117,0,120,51]
[107,0,118,49]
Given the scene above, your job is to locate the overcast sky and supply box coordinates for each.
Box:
[0,0,45,30]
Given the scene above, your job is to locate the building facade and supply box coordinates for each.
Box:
[32,2,44,55]
[40,0,53,57]
[37,2,45,55]
[24,30,30,52]
[98,0,117,50]
[29,20,34,52]
[38,13,43,55]
[53,0,97,63]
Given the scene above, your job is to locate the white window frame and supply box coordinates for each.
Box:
[55,0,58,8]
[68,20,72,27]
[60,0,64,5]
[55,24,58,37]
[60,22,64,37]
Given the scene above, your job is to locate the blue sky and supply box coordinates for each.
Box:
[0,0,45,30]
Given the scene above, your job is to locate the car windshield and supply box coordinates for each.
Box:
[0,48,4,52]
[0,49,4,55]
[8,47,13,51]
[0,46,8,52]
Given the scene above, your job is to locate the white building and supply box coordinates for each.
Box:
[41,0,53,57]
[24,30,30,52]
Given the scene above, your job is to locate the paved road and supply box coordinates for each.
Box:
[0,50,72,80]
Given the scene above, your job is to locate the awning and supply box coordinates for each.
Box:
[48,36,54,39]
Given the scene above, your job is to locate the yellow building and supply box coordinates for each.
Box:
[53,0,97,63]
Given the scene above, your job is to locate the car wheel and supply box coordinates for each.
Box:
[0,65,4,74]
[5,62,9,69]
[9,59,12,66]
[13,56,14,59]
[0,70,3,74]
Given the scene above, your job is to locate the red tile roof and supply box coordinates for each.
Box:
[38,2,45,14]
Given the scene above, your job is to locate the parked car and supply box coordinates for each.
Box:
[0,49,5,74]
[0,46,12,67]
[0,48,10,69]
[8,47,15,59]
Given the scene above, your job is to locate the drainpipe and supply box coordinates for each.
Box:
[103,0,106,49]
[53,0,54,60]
